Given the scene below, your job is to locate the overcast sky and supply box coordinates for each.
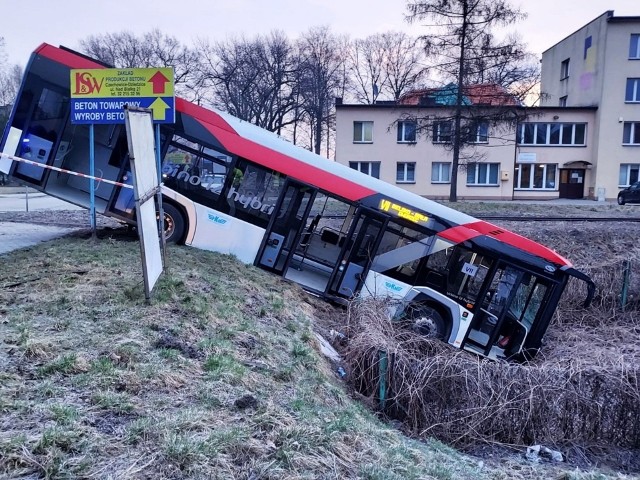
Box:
[1,0,635,68]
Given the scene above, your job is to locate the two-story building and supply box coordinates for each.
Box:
[335,10,638,201]
[335,99,596,201]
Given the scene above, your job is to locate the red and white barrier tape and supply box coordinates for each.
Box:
[0,152,133,189]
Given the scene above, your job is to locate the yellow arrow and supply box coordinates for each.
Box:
[150,97,170,121]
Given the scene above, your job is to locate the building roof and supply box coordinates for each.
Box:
[399,83,521,107]
[608,15,640,23]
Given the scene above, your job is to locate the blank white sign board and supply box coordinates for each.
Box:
[124,107,163,300]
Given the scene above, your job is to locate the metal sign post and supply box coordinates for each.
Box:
[89,124,96,237]
[155,123,167,270]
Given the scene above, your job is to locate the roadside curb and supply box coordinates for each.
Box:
[0,186,40,195]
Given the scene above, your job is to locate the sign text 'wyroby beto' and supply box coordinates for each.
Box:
[70,68,175,124]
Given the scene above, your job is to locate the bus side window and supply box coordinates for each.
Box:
[420,247,452,289]
[447,250,475,296]
[425,247,452,272]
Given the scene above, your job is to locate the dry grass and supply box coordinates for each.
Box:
[447,200,640,218]
[343,298,638,454]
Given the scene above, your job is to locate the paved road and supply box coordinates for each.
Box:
[0,191,82,212]
[0,192,83,255]
[0,222,80,255]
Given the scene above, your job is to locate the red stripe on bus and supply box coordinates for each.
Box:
[466,220,572,266]
[176,101,376,201]
[176,98,239,135]
[438,225,480,244]
[209,125,375,201]
[36,45,374,201]
[36,44,104,69]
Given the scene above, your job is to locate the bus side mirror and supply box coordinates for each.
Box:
[583,279,595,308]
[564,267,595,308]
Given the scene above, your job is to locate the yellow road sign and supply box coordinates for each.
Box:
[71,68,174,98]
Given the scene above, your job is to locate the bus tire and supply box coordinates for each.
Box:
[162,203,186,244]
[410,305,447,340]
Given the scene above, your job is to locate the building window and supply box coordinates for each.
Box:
[515,163,557,189]
[466,121,489,143]
[560,59,570,80]
[630,34,640,59]
[467,163,499,186]
[431,162,451,183]
[559,96,568,107]
[626,79,640,103]
[349,161,380,179]
[433,120,452,143]
[396,162,416,183]
[620,164,640,186]
[518,123,586,146]
[623,122,640,145]
[353,121,373,143]
[397,121,417,143]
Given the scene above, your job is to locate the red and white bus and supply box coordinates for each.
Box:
[0,43,594,360]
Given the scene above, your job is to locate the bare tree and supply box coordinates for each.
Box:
[0,37,22,125]
[407,0,532,202]
[347,34,388,104]
[381,32,428,101]
[79,30,198,96]
[196,32,301,133]
[0,63,22,103]
[0,37,6,67]
[297,26,348,155]
[462,32,541,104]
[347,32,427,104]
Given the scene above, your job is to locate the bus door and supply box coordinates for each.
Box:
[257,179,316,274]
[463,264,553,358]
[327,208,388,298]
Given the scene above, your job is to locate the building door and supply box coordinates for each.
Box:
[559,168,585,199]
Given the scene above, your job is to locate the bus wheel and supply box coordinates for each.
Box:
[162,203,185,243]
[411,305,446,340]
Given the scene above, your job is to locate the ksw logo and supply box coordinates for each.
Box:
[73,72,103,95]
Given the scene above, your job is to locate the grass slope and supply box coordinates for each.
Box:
[0,236,486,479]
[0,233,632,479]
